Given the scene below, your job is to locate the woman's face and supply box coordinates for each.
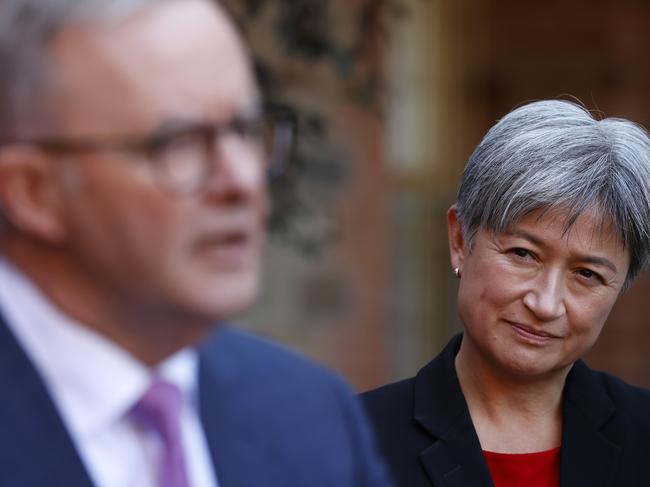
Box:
[448,206,630,380]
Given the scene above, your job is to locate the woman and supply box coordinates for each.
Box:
[363,100,650,487]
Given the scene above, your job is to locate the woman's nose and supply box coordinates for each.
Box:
[522,270,567,321]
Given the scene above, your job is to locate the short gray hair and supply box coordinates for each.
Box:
[455,100,650,286]
[0,0,167,141]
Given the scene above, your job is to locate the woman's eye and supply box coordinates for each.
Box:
[510,248,532,259]
[577,268,602,283]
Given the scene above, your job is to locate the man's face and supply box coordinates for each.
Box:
[44,0,267,326]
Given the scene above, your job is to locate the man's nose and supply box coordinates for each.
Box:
[202,134,265,198]
[522,269,567,321]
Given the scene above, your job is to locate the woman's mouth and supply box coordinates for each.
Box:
[507,321,561,344]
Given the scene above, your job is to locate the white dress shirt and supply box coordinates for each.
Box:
[0,259,219,487]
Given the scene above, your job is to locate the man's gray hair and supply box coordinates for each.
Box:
[0,0,165,141]
[455,99,650,286]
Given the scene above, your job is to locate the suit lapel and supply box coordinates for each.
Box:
[198,327,262,487]
[0,315,94,486]
[414,334,493,487]
[198,328,238,486]
[560,361,621,487]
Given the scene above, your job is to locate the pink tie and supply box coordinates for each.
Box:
[131,379,190,487]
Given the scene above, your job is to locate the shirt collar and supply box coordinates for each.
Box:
[0,258,198,439]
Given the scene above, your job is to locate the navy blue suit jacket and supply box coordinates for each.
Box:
[363,334,650,487]
[0,315,392,486]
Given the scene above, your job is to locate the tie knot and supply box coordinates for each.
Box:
[131,379,183,444]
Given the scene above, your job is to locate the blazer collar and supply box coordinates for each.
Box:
[0,313,93,486]
[560,360,621,486]
[197,326,263,487]
[413,333,493,487]
[413,334,622,487]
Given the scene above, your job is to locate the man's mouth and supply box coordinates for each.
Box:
[194,229,257,267]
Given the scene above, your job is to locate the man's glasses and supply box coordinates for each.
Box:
[7,107,296,195]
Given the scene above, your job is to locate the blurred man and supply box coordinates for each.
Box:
[0,1,392,486]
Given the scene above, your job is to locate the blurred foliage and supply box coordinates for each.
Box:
[222,0,413,253]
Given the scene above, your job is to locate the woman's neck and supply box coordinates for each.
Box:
[454,337,571,453]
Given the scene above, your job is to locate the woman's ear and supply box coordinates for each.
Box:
[0,145,67,242]
[447,205,466,272]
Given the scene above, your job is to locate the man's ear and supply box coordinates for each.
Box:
[0,145,67,242]
[447,205,466,272]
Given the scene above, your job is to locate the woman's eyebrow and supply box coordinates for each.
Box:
[504,229,545,247]
[574,255,618,273]
[506,230,619,273]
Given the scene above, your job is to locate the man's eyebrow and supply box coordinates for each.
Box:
[505,229,619,273]
[238,100,265,115]
[152,100,264,131]
[238,100,263,118]
[149,105,263,136]
[151,118,199,135]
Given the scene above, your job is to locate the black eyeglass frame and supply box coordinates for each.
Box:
[2,105,297,195]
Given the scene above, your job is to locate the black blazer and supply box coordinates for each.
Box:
[362,334,650,487]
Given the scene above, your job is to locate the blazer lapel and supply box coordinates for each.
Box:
[418,418,493,487]
[0,315,94,486]
[414,334,493,487]
[198,327,264,487]
[198,328,241,486]
[413,337,623,487]
[560,360,621,487]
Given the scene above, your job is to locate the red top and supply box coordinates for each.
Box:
[483,447,561,487]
